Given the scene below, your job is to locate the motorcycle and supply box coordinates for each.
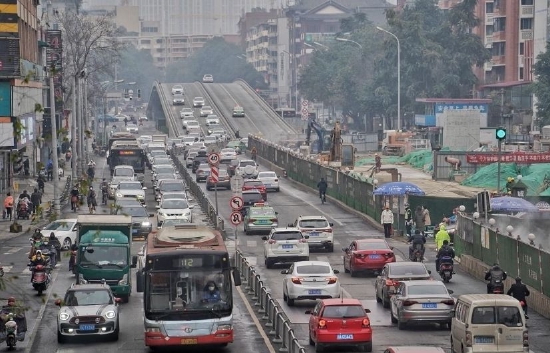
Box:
[489,279,505,294]
[410,244,424,262]
[438,256,454,283]
[29,263,51,296]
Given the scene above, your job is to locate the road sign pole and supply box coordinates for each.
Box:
[234,225,238,267]
[215,182,219,217]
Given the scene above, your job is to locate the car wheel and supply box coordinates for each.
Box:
[397,318,406,330]
[361,342,373,352]
[57,330,66,343]
[287,297,295,306]
[390,308,398,324]
[265,258,273,269]
[276,188,280,192]
[315,343,324,353]
[344,261,349,273]
[62,237,72,250]
[350,265,357,277]
[309,332,314,346]
[111,319,120,341]
[121,294,129,303]
[382,290,390,308]
[326,244,334,253]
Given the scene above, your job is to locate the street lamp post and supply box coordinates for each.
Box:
[335,37,363,50]
[376,26,401,131]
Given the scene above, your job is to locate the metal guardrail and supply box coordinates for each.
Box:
[60,176,72,203]
[236,250,306,353]
[155,81,181,138]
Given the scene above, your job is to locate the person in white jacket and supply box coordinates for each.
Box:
[381,205,394,238]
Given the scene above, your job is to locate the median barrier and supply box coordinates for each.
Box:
[236,250,306,353]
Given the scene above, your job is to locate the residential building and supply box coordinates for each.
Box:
[0,0,43,192]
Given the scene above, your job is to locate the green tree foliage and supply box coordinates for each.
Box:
[164,37,267,88]
[532,43,550,125]
[116,45,163,100]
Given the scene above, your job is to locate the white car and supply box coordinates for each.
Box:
[160,192,189,203]
[220,148,237,159]
[42,218,78,250]
[211,129,227,140]
[157,198,194,226]
[282,261,341,306]
[262,227,309,269]
[171,84,183,95]
[180,108,194,118]
[115,181,146,204]
[138,116,148,121]
[205,115,219,126]
[173,93,185,105]
[200,106,214,117]
[292,215,334,252]
[126,123,138,133]
[182,117,196,129]
[192,97,205,107]
[257,171,280,192]
[186,152,198,167]
[182,136,197,146]
[203,136,217,145]
[183,119,199,131]
[202,74,213,83]
[236,159,259,179]
[109,165,136,198]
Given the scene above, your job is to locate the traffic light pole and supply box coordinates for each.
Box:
[497,138,502,194]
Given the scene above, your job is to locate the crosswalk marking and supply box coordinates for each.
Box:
[3,247,22,255]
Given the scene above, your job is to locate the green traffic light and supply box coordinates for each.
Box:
[496,128,506,140]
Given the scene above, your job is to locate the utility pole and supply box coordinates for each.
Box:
[71,76,78,180]
[83,74,89,163]
[49,67,61,214]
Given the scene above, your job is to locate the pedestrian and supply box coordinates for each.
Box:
[46,158,53,181]
[375,153,381,173]
[507,277,530,318]
[381,204,394,238]
[422,206,431,233]
[414,206,425,235]
[4,193,14,220]
[23,158,30,176]
[30,188,42,214]
[37,175,45,193]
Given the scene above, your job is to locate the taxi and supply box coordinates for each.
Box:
[232,105,245,117]
[244,203,278,235]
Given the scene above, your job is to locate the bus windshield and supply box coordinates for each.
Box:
[111,152,144,171]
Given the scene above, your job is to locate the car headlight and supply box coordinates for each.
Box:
[158,212,165,217]
[104,311,116,319]
[118,274,128,285]
[79,274,88,284]
[116,193,123,198]
[59,312,70,321]
[136,194,144,199]
[142,221,151,227]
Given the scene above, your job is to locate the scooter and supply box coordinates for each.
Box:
[489,280,505,294]
[410,244,424,262]
[29,263,51,296]
[4,315,17,349]
[439,256,454,283]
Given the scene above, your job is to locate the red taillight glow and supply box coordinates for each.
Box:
[268,240,276,244]
[362,318,370,328]
[384,252,394,258]
[441,299,455,305]
[385,279,399,287]
[291,277,302,284]
[270,218,277,222]
[248,218,256,224]
[299,238,308,243]
[403,300,418,307]
[318,319,326,329]
[354,253,365,258]
[323,228,333,233]
[326,277,338,284]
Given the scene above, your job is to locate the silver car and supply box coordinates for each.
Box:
[389,280,455,330]
[115,181,146,204]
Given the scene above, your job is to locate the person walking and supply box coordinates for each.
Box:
[46,158,53,181]
[414,206,425,235]
[507,277,530,318]
[30,188,42,215]
[381,205,394,238]
[4,193,14,220]
[422,206,431,233]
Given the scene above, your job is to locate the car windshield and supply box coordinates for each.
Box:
[221,149,234,154]
[389,265,428,276]
[162,193,186,199]
[114,168,133,176]
[259,172,276,178]
[205,137,216,142]
[322,305,365,319]
[162,219,191,227]
[240,161,255,167]
[243,192,262,202]
[407,285,448,295]
[250,208,276,217]
[161,199,189,209]
[357,242,389,250]
[271,231,302,241]
[298,219,329,228]
[119,182,142,190]
[296,265,331,275]
[157,174,176,180]
[202,106,212,110]
[161,182,185,192]
[120,206,148,217]
[182,108,192,113]
[150,151,166,157]
[65,290,113,306]
[127,124,137,128]
[80,246,128,267]
[187,121,199,127]
[187,153,198,159]
[168,139,181,144]
[44,220,74,231]
[183,138,195,143]
[156,166,175,174]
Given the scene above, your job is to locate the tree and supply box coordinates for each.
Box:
[164,37,266,88]
[532,43,550,126]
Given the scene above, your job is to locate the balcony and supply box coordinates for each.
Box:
[485,13,494,25]
[521,5,534,17]
[491,55,506,66]
[492,31,506,41]
[521,30,533,40]
[485,36,493,45]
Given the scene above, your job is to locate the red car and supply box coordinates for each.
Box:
[242,179,267,200]
[343,238,395,276]
[306,298,373,352]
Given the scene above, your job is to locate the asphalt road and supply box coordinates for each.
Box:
[0,120,274,353]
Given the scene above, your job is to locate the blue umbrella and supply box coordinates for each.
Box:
[373,182,426,196]
[490,196,538,213]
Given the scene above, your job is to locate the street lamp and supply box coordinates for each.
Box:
[313,41,329,49]
[376,26,401,131]
[335,37,363,49]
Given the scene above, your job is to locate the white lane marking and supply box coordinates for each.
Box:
[3,247,22,255]
[236,285,277,353]
[307,202,344,226]
[1,266,12,273]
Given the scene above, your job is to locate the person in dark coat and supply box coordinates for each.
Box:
[30,188,42,214]
[507,277,530,318]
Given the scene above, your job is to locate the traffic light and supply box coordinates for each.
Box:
[124,89,129,99]
[137,89,141,99]
[496,127,507,141]
[12,151,23,174]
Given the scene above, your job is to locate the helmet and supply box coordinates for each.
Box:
[89,186,93,190]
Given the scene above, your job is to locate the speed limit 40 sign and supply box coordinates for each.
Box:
[208,153,220,166]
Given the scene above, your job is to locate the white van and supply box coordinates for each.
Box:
[451,294,528,353]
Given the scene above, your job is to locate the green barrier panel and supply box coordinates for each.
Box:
[541,251,550,297]
[480,228,497,266]
[472,223,482,259]
[517,242,542,292]
[496,234,519,278]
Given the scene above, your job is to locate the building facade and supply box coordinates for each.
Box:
[0,0,43,193]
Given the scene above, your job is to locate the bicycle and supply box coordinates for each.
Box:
[320,191,326,204]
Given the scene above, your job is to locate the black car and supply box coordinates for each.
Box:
[240,190,264,216]
[192,151,208,173]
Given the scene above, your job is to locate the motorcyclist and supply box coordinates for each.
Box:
[69,243,78,272]
[0,297,26,342]
[40,238,56,268]
[485,263,507,294]
[70,186,79,211]
[235,130,240,139]
[100,178,109,204]
[436,239,455,272]
[48,232,61,263]
[87,164,95,182]
[36,175,45,193]
[408,229,426,260]
[202,281,221,303]
[32,228,43,242]
[435,224,451,250]
[29,250,48,283]
[87,186,97,214]
[507,277,530,318]
[317,177,328,200]
[18,190,30,202]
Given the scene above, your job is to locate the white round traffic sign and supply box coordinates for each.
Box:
[230,196,244,210]
[302,100,309,107]
[207,153,220,165]
[230,211,243,225]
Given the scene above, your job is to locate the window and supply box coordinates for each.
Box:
[357,242,389,250]
[519,67,524,80]
[322,305,365,318]
[471,306,495,324]
[519,42,524,55]
[296,265,331,275]
[492,42,506,56]
[271,231,302,241]
[498,306,523,326]
[298,219,329,228]
[521,18,533,30]
[408,284,449,295]
[389,264,429,276]
[486,25,494,36]
[486,2,494,13]
[521,0,533,5]
[494,17,506,32]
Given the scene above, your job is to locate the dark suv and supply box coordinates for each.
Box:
[241,190,264,216]
[192,151,208,173]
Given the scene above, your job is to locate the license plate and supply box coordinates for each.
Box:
[369,254,382,259]
[309,232,319,236]
[422,303,437,309]
[79,324,95,331]
[257,220,270,224]
[474,336,494,344]
[132,229,138,234]
[282,244,293,249]
[181,338,198,345]
[308,289,321,295]
[337,334,353,340]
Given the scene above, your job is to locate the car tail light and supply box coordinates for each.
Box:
[248,218,256,224]
[523,331,529,347]
[274,179,278,182]
[385,279,399,287]
[268,240,276,244]
[323,228,333,233]
[354,253,365,259]
[361,318,370,328]
[440,299,455,305]
[270,218,277,222]
[318,319,326,329]
[326,277,338,284]
[402,300,418,307]
[465,331,472,347]
[291,277,302,284]
[299,238,308,243]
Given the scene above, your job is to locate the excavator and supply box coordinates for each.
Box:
[305,119,355,169]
